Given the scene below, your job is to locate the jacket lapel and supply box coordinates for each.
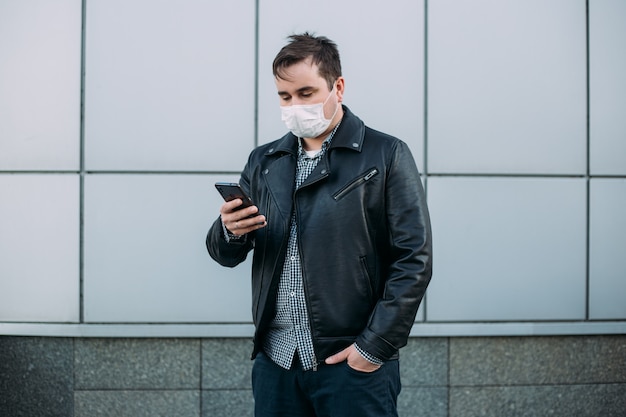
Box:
[263,135,297,222]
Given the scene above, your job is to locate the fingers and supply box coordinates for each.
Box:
[324,345,350,365]
[228,215,266,235]
[220,199,266,235]
[324,344,381,373]
[220,198,248,215]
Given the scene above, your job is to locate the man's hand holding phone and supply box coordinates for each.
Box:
[215,183,266,236]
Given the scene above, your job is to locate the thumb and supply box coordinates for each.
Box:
[324,346,350,365]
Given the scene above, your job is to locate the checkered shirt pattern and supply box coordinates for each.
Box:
[263,128,339,371]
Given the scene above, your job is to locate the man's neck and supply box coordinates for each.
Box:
[301,137,326,152]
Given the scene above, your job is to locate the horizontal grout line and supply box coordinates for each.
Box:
[428,173,588,178]
[85,171,243,175]
[0,171,243,176]
[422,318,626,324]
[0,171,80,174]
[429,173,626,179]
[2,171,625,179]
[74,388,254,392]
[73,383,626,391]
[2,321,624,338]
[7,318,625,326]
[441,382,626,389]
[0,321,255,326]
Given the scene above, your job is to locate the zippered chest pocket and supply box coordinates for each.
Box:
[332,167,379,201]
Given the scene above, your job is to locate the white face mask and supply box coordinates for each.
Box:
[280,85,338,138]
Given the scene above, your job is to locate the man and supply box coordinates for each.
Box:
[207,33,432,417]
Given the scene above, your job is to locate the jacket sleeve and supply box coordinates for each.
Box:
[206,216,253,267]
[355,141,433,361]
[205,165,255,267]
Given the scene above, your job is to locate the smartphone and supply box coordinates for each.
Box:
[214,182,255,212]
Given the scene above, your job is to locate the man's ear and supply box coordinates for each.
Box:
[335,76,345,102]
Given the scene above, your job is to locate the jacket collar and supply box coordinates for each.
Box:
[264,105,365,157]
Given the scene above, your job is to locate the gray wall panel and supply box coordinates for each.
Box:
[426,177,587,321]
[0,175,79,322]
[84,0,255,171]
[0,0,81,171]
[428,0,586,175]
[589,0,626,175]
[589,179,626,319]
[83,174,251,322]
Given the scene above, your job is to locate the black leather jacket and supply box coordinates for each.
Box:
[207,106,432,364]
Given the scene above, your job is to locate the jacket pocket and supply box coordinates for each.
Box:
[359,256,375,301]
[332,167,379,201]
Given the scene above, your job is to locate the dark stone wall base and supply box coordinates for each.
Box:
[1,336,624,417]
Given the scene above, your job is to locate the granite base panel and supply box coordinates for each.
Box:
[1,335,624,417]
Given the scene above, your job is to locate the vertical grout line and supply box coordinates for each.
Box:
[199,339,203,415]
[253,0,260,149]
[78,0,87,324]
[422,0,429,323]
[585,0,591,321]
[447,337,451,416]
[423,0,429,179]
[71,337,76,414]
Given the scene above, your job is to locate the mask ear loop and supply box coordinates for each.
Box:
[324,82,339,122]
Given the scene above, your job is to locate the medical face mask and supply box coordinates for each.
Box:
[280,85,338,138]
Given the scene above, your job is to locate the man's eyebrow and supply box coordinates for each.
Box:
[277,86,317,96]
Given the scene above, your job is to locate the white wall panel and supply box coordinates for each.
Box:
[84,0,255,172]
[426,177,587,321]
[0,175,79,322]
[83,174,251,322]
[258,0,425,167]
[0,0,81,171]
[589,0,626,175]
[428,0,587,175]
[589,179,626,319]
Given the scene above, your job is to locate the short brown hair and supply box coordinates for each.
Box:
[272,32,342,90]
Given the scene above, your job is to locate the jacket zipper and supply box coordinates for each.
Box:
[332,168,379,201]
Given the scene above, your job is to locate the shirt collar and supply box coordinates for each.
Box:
[297,121,342,160]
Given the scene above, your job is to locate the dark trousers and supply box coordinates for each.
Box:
[252,352,401,417]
